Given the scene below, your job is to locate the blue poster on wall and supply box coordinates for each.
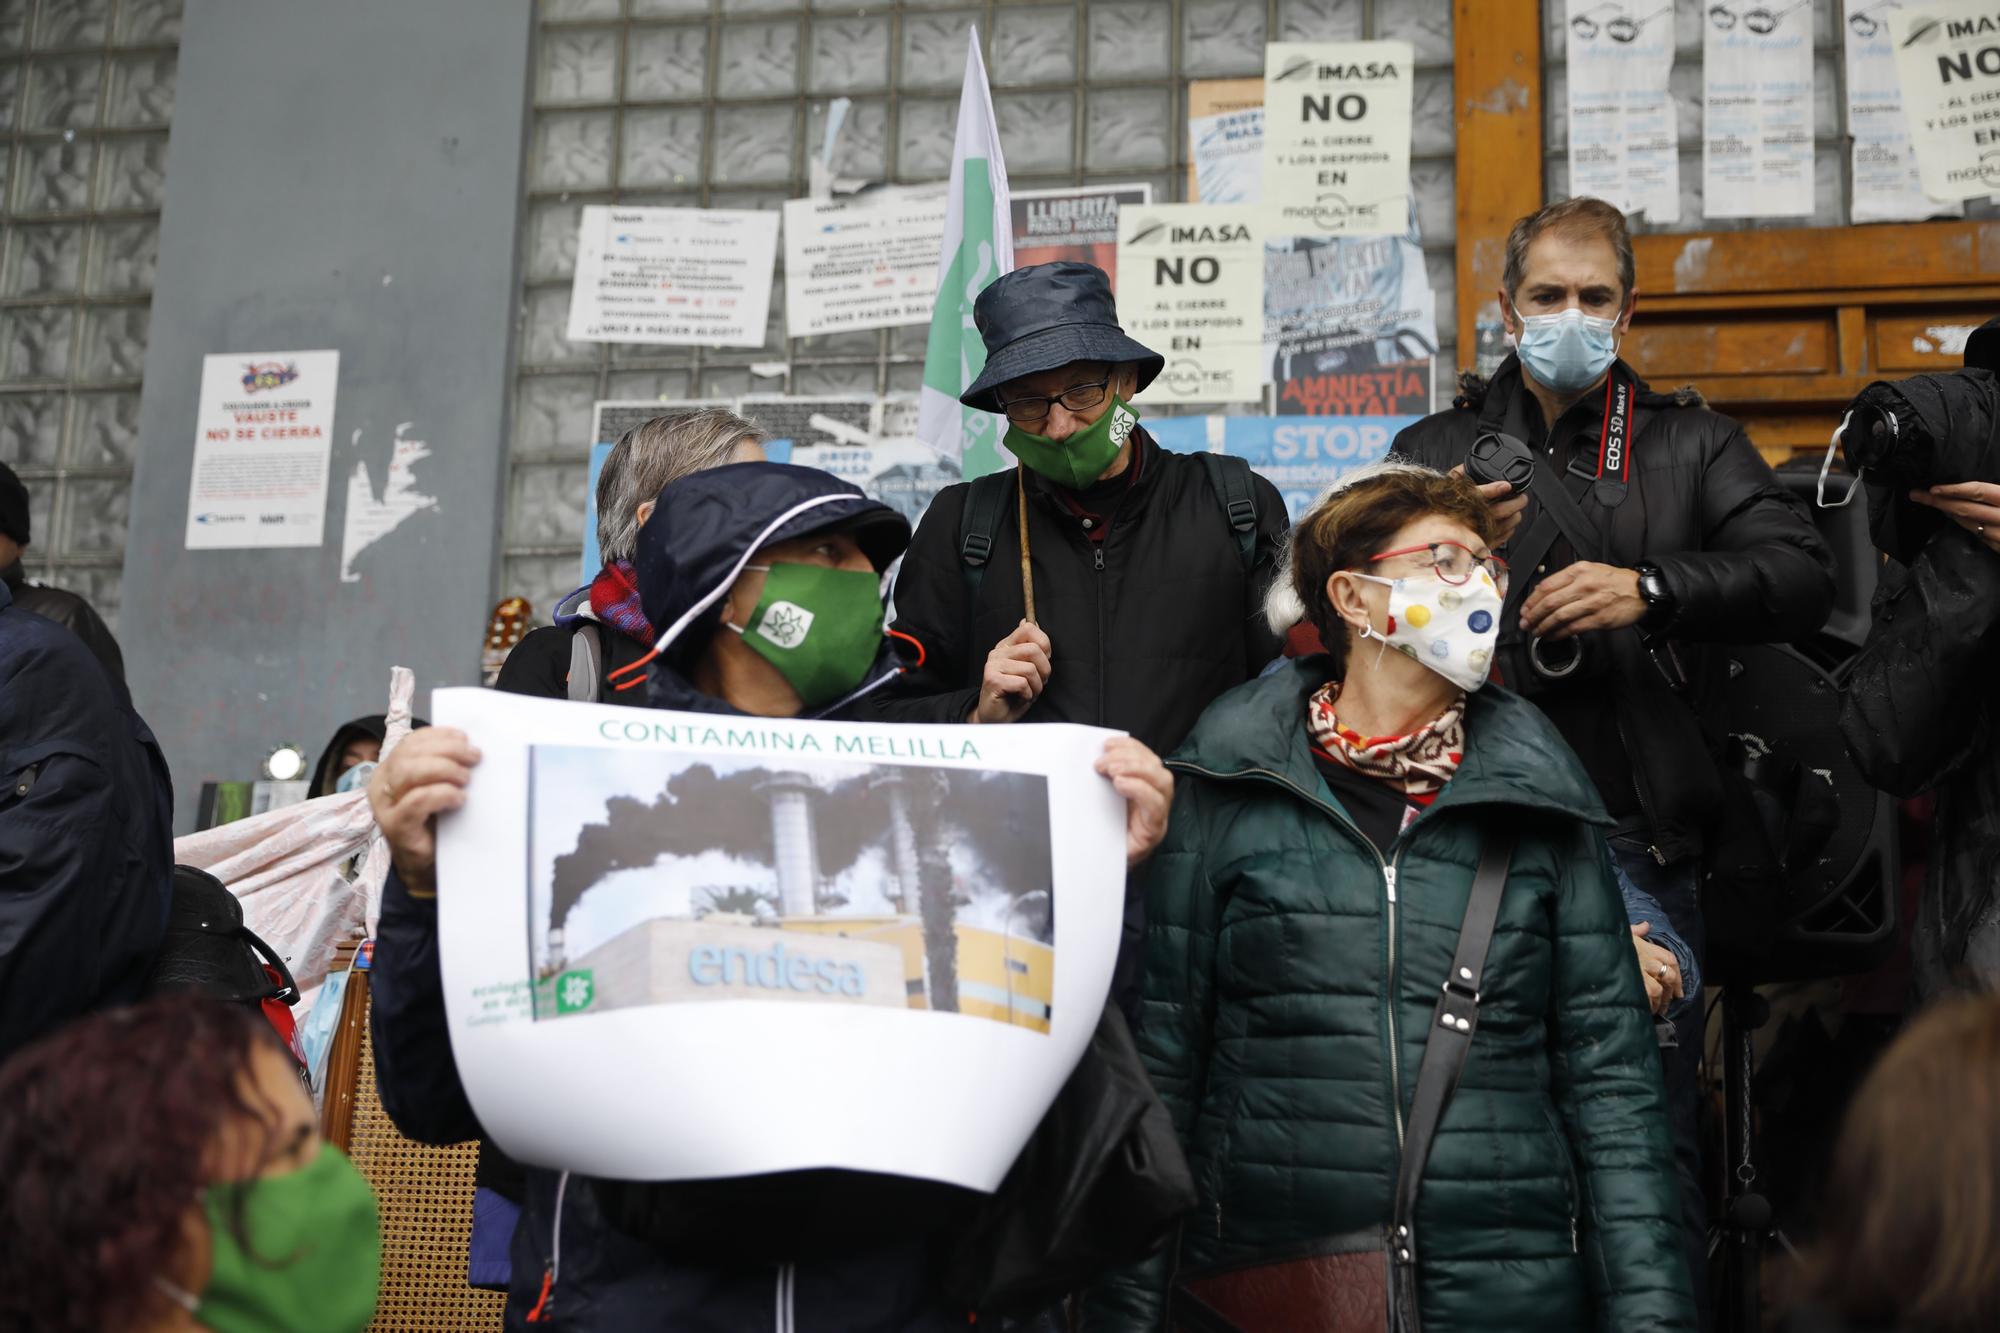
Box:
[1140,413,1421,520]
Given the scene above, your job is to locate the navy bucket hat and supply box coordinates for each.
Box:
[959,261,1165,413]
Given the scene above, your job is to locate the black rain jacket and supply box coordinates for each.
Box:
[861,429,1289,757]
[1838,364,2000,996]
[0,580,172,1065]
[1394,356,1836,863]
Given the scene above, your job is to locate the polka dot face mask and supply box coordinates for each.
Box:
[1349,566,1504,694]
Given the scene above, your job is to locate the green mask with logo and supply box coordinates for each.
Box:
[162,1141,382,1333]
[729,560,886,710]
[1003,396,1139,490]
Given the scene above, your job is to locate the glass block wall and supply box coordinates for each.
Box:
[0,0,179,629]
[504,0,1460,620]
[1541,0,2000,232]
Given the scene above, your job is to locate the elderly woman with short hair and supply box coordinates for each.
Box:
[496,407,766,702]
[1086,462,1693,1331]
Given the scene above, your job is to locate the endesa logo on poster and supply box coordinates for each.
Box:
[240,360,300,394]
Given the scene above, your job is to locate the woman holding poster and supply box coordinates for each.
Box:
[365,461,1175,1331]
[1087,464,1694,1331]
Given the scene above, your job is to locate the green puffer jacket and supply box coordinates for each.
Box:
[1083,660,1695,1331]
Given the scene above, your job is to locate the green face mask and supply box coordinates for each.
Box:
[164,1141,382,1333]
[1003,395,1139,490]
[729,560,886,710]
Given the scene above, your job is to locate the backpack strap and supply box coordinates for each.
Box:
[567,622,603,704]
[956,468,1017,614]
[1196,452,1259,573]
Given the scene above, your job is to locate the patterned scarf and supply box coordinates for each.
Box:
[586,559,655,646]
[1307,681,1466,803]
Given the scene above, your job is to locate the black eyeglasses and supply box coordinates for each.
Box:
[994,377,1111,427]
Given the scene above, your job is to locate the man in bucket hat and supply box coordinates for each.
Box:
[864,260,1289,762]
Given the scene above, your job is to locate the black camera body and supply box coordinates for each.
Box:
[1838,318,2000,491]
[1464,429,1610,694]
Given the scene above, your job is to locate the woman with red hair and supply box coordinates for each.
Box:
[0,995,381,1333]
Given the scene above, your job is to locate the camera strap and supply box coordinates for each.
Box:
[1592,370,1635,509]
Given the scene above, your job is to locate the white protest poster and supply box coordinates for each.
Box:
[1117,204,1264,404]
[1702,1,1814,218]
[783,184,949,339]
[1565,2,1680,222]
[430,689,1125,1188]
[1260,42,1414,236]
[1844,1,1958,219]
[566,206,779,348]
[1892,0,2000,201]
[185,350,338,549]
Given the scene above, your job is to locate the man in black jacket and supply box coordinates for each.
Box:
[1394,198,1835,1322]
[366,463,1173,1331]
[865,261,1288,758]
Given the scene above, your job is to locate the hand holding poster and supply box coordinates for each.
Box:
[1260,42,1414,236]
[566,206,780,347]
[431,689,1125,1188]
[1891,0,2000,201]
[1117,204,1264,404]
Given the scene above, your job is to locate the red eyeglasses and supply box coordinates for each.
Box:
[1363,541,1509,594]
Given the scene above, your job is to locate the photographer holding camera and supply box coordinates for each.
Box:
[1837,317,2000,1000]
[1394,198,1836,1317]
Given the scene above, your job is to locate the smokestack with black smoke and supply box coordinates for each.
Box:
[548,763,1056,966]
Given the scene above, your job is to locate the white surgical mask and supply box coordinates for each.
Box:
[1349,569,1504,694]
[1814,411,1865,509]
[1516,307,1620,394]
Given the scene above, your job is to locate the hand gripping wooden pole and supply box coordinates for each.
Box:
[1016,464,1037,624]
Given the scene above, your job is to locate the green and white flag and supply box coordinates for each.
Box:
[919,27,1014,480]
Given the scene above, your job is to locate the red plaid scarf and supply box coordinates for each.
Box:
[1307,681,1465,803]
[587,559,655,646]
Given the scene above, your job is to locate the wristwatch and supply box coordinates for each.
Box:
[1633,561,1677,630]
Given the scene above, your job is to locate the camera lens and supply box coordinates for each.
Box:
[1529,635,1584,681]
[1841,403,1898,472]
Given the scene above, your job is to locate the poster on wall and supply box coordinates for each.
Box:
[1891,0,2000,202]
[184,349,339,550]
[566,206,779,348]
[1009,184,1151,290]
[1259,41,1414,236]
[1117,204,1264,404]
[1844,1,1957,221]
[1264,229,1437,416]
[1702,1,1814,218]
[783,184,949,338]
[430,688,1125,1187]
[1187,78,1266,204]
[1104,414,1416,521]
[1564,1,1680,223]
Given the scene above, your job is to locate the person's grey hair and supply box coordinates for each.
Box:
[596,407,767,564]
[1499,197,1635,305]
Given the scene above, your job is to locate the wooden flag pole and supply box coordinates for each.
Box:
[1016,464,1036,623]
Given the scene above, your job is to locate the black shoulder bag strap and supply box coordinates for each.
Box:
[1195,452,1260,573]
[1388,825,1518,1330]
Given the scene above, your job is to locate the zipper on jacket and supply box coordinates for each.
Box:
[1092,542,1107,724]
[773,1262,795,1333]
[525,1170,571,1324]
[1172,762,1410,1147]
